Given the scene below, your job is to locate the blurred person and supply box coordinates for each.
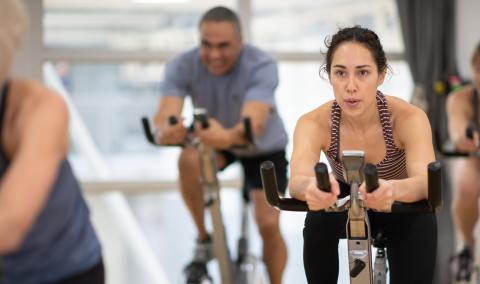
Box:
[154,6,288,284]
[0,1,104,283]
[447,42,480,281]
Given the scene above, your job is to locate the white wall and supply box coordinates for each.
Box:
[455,0,480,79]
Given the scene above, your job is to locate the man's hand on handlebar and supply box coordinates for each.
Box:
[305,174,340,211]
[155,116,188,145]
[451,122,479,153]
[195,117,235,149]
[360,179,396,212]
[454,133,479,153]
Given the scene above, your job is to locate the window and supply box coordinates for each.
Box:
[44,0,235,51]
[252,0,404,53]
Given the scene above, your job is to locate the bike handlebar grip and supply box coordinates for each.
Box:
[314,163,331,192]
[260,161,281,207]
[194,115,209,129]
[243,117,254,144]
[466,122,475,139]
[260,161,309,211]
[141,117,156,145]
[364,163,379,193]
[193,109,209,129]
[200,117,209,129]
[428,161,442,211]
[168,116,178,125]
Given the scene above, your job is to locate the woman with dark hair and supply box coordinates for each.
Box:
[0,1,104,283]
[288,26,437,283]
[447,42,480,282]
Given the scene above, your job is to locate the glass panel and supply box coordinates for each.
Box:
[43,0,235,51]
[252,0,404,53]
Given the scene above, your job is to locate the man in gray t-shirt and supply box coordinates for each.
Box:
[154,6,287,284]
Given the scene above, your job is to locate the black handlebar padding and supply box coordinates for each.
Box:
[260,161,280,207]
[141,117,156,145]
[314,163,331,192]
[261,160,442,213]
[466,123,475,139]
[243,117,254,144]
[364,163,379,193]
[194,113,209,129]
[141,116,185,147]
[260,161,309,211]
[168,116,178,125]
[428,161,442,210]
[391,200,432,213]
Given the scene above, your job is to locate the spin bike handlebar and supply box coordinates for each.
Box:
[141,113,254,148]
[260,161,442,213]
[437,123,480,157]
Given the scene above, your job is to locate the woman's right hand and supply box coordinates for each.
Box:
[305,174,340,211]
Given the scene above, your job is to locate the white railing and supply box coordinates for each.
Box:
[81,179,242,195]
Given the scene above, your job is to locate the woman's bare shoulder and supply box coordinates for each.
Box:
[385,95,430,145]
[299,100,334,128]
[11,79,66,110]
[9,79,68,130]
[294,101,334,150]
[385,94,425,119]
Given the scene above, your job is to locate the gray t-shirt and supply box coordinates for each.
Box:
[160,44,288,156]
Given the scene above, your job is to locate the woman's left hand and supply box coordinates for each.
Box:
[359,179,396,212]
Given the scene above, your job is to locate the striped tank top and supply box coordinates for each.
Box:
[326,91,408,183]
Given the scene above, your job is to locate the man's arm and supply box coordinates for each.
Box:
[153,53,189,144]
[223,101,271,146]
[446,87,477,151]
[0,88,68,254]
[154,96,184,126]
[228,58,279,145]
[153,96,186,145]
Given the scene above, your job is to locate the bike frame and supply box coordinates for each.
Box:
[260,150,442,284]
[342,151,373,283]
[141,109,264,284]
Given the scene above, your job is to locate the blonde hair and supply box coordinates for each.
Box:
[0,0,27,81]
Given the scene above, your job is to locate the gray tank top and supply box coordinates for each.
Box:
[0,82,101,284]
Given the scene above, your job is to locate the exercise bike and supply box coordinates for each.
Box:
[437,122,480,284]
[142,108,268,284]
[260,150,442,284]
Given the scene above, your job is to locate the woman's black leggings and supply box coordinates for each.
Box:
[303,210,437,284]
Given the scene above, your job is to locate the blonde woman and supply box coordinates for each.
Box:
[0,1,103,283]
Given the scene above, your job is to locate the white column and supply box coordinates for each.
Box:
[12,0,43,81]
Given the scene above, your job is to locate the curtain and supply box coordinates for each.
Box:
[395,1,456,283]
